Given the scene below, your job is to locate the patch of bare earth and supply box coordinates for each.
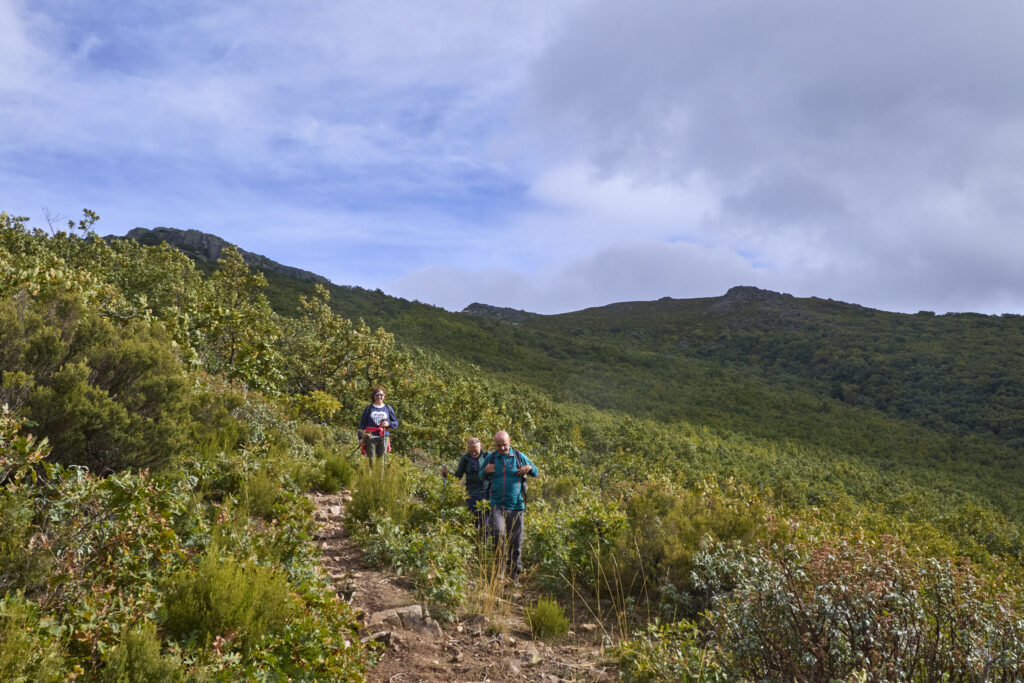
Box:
[311,492,618,682]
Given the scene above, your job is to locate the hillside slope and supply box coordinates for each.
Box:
[121,227,1024,518]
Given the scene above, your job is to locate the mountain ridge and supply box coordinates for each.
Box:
[114,225,919,320]
[113,226,333,287]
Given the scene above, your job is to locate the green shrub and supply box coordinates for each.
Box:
[617,480,770,617]
[246,489,317,567]
[295,421,323,445]
[528,507,574,594]
[0,593,65,683]
[410,522,471,622]
[101,621,182,682]
[695,536,1024,681]
[312,450,354,493]
[528,496,629,599]
[243,472,281,520]
[536,474,577,502]
[292,392,340,425]
[613,620,726,682]
[525,596,569,641]
[346,459,413,526]
[161,550,296,652]
[189,386,246,456]
[353,516,470,622]
[0,492,52,596]
[0,293,194,473]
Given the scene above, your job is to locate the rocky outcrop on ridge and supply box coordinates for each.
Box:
[114,227,331,286]
[460,303,538,324]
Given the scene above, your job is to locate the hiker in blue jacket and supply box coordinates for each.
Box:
[441,437,489,531]
[479,430,538,582]
[357,386,398,466]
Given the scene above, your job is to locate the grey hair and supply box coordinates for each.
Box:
[467,437,481,445]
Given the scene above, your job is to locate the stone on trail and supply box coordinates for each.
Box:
[360,630,393,647]
[365,604,444,638]
[466,613,489,636]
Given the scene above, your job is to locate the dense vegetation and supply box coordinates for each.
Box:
[3,213,1023,680]
[242,259,1024,525]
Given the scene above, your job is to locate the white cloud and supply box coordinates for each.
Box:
[504,0,1024,314]
[393,239,758,314]
[4,0,1024,317]
[527,163,717,235]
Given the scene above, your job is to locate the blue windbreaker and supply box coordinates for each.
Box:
[479,448,538,511]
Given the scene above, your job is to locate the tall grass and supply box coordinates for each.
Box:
[462,533,517,630]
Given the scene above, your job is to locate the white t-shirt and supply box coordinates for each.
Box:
[369,406,389,425]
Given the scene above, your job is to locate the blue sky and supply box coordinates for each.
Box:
[4,0,1024,315]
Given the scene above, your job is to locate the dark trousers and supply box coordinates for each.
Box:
[490,508,524,578]
[466,492,488,532]
[362,434,388,466]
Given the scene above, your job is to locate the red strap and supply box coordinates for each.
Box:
[360,429,390,454]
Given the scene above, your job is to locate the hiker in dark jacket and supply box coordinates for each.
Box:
[479,430,538,582]
[441,437,489,530]
[357,386,398,466]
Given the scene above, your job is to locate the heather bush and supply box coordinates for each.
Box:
[525,596,569,640]
[617,479,772,617]
[0,593,66,683]
[346,459,414,526]
[242,471,281,520]
[0,491,51,596]
[528,496,628,597]
[312,449,355,493]
[296,419,330,445]
[161,549,296,652]
[248,488,318,568]
[100,621,182,682]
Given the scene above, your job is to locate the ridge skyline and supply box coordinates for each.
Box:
[117,226,1005,320]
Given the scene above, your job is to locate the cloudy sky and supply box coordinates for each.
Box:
[3,0,1024,315]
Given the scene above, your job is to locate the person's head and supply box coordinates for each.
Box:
[467,437,482,457]
[371,386,386,404]
[493,430,511,455]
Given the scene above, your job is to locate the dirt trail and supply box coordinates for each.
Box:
[311,492,617,682]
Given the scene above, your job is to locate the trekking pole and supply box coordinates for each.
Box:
[440,465,448,522]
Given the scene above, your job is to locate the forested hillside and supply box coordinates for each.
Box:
[3,215,1021,680]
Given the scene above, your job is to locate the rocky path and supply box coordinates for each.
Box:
[310,492,617,682]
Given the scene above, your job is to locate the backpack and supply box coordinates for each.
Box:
[514,450,529,504]
[484,449,529,504]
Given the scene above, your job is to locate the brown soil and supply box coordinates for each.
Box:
[311,492,617,682]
